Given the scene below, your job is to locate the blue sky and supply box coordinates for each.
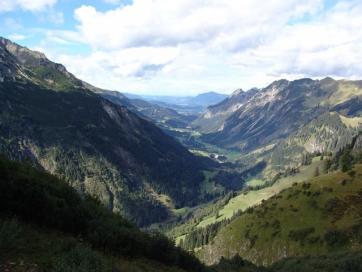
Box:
[1,0,361,96]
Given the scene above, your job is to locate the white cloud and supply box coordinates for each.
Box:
[74,0,321,51]
[60,46,179,78]
[44,0,362,95]
[231,0,362,79]
[7,33,26,41]
[0,0,57,12]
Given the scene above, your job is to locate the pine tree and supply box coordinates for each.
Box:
[340,149,352,172]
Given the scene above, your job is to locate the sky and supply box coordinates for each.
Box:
[1,0,361,96]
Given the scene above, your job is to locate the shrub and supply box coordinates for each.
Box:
[289,227,315,244]
[324,230,349,247]
[348,170,356,178]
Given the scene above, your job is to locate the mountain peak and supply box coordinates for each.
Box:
[0,36,47,65]
[320,76,336,84]
[231,88,244,96]
[0,36,81,90]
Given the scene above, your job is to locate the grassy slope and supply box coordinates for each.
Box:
[168,159,323,247]
[198,164,362,266]
[270,250,362,272]
[196,159,324,228]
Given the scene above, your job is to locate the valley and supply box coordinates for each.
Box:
[1,35,362,272]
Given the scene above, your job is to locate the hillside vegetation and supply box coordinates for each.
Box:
[0,37,220,226]
[198,163,362,266]
[0,154,206,272]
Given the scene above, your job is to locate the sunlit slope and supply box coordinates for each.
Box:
[199,165,362,266]
[196,158,325,228]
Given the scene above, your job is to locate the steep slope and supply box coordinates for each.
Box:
[198,162,362,266]
[3,153,360,272]
[0,155,206,272]
[98,89,196,128]
[192,88,258,133]
[265,111,362,176]
[332,95,362,116]
[0,37,210,226]
[197,78,362,151]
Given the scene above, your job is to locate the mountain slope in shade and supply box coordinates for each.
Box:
[98,89,197,128]
[196,78,362,152]
[0,155,206,272]
[0,37,211,226]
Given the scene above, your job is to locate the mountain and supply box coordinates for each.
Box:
[0,155,206,272]
[0,37,214,226]
[192,88,259,133]
[264,111,362,176]
[189,92,229,107]
[198,153,362,266]
[97,89,197,129]
[2,145,361,272]
[195,78,362,152]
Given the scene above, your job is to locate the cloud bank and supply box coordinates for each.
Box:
[39,0,362,94]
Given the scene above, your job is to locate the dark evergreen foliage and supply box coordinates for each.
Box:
[0,155,206,271]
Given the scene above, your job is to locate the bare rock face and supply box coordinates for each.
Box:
[2,37,47,64]
[0,38,18,81]
[353,134,362,150]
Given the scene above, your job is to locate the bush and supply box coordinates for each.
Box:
[288,227,315,244]
[348,170,356,178]
[324,230,349,247]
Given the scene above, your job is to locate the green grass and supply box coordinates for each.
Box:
[198,164,362,266]
[196,159,325,228]
[31,66,78,91]
[246,178,266,187]
[325,81,362,105]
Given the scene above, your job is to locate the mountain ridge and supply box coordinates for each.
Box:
[0,36,215,226]
[195,77,362,152]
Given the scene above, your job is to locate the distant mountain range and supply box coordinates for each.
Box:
[124,91,228,114]
[192,78,362,177]
[96,89,198,129]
